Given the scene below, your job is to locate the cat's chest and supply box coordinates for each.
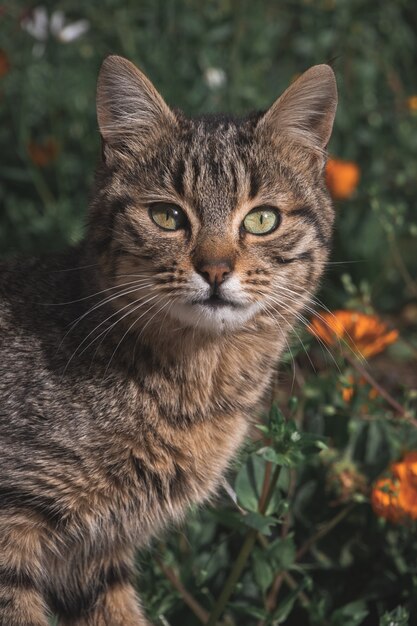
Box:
[129,328,278,428]
[117,413,249,541]
[84,328,280,539]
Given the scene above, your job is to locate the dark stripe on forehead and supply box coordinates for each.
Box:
[249,166,261,199]
[208,157,223,184]
[290,207,329,248]
[172,158,185,196]
[278,163,307,198]
[229,161,238,196]
[192,155,200,182]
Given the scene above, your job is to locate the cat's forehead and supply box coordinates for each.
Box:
[181,112,261,158]
[172,113,266,224]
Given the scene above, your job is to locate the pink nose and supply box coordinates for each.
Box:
[197,261,232,287]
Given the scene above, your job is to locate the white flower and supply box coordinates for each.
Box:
[21,6,89,44]
[53,19,90,44]
[204,67,227,90]
[21,6,49,41]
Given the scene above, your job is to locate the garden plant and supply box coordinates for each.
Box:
[1,2,417,624]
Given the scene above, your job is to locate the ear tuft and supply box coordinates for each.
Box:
[96,55,176,147]
[258,64,337,153]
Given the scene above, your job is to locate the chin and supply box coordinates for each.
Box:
[168,300,262,332]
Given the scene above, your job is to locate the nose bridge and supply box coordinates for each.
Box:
[192,229,237,288]
[192,229,236,270]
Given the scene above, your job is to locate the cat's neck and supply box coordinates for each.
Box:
[122,314,285,427]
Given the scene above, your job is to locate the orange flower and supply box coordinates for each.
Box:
[372,453,417,523]
[392,452,417,490]
[340,374,355,402]
[340,374,379,403]
[325,158,360,200]
[342,384,354,403]
[371,477,403,523]
[0,49,10,78]
[309,310,399,359]
[27,138,59,167]
[398,482,417,519]
[407,96,417,112]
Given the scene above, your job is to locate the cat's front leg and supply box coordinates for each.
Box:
[57,584,150,626]
[0,583,50,626]
[0,518,51,626]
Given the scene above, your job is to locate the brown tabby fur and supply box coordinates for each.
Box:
[0,56,337,624]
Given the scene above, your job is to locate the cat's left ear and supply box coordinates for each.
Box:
[258,64,337,155]
[96,55,177,151]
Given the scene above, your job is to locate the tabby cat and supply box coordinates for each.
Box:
[0,56,337,625]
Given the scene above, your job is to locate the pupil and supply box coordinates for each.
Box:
[260,214,264,225]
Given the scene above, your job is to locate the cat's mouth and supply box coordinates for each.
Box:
[191,295,243,309]
[168,295,261,331]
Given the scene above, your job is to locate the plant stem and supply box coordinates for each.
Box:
[388,231,417,298]
[282,571,310,607]
[206,529,258,626]
[263,504,355,620]
[206,465,281,626]
[260,470,296,621]
[155,557,210,624]
[260,465,282,514]
[345,352,417,426]
[296,503,355,560]
[258,461,272,513]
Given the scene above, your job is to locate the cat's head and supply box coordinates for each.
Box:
[89,56,337,334]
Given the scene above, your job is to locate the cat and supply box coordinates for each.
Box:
[0,55,337,625]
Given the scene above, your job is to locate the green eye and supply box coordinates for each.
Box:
[243,206,280,235]
[149,203,187,231]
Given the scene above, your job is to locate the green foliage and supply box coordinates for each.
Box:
[2,1,417,625]
[380,606,410,626]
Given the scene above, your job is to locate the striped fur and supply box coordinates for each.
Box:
[0,56,337,624]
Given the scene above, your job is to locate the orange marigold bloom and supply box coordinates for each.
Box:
[398,482,417,520]
[407,96,417,112]
[325,158,360,200]
[309,310,399,358]
[342,384,354,403]
[340,374,355,402]
[372,453,417,523]
[28,138,59,168]
[340,375,379,403]
[392,452,417,490]
[371,477,403,523]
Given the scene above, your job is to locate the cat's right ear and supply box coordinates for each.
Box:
[257,64,337,158]
[96,55,176,154]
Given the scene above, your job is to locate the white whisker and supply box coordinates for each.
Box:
[62,281,154,340]
[265,292,340,373]
[103,295,171,377]
[62,291,159,374]
[271,283,367,365]
[46,277,153,307]
[257,299,297,392]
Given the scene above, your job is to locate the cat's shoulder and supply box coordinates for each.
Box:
[0,246,86,333]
